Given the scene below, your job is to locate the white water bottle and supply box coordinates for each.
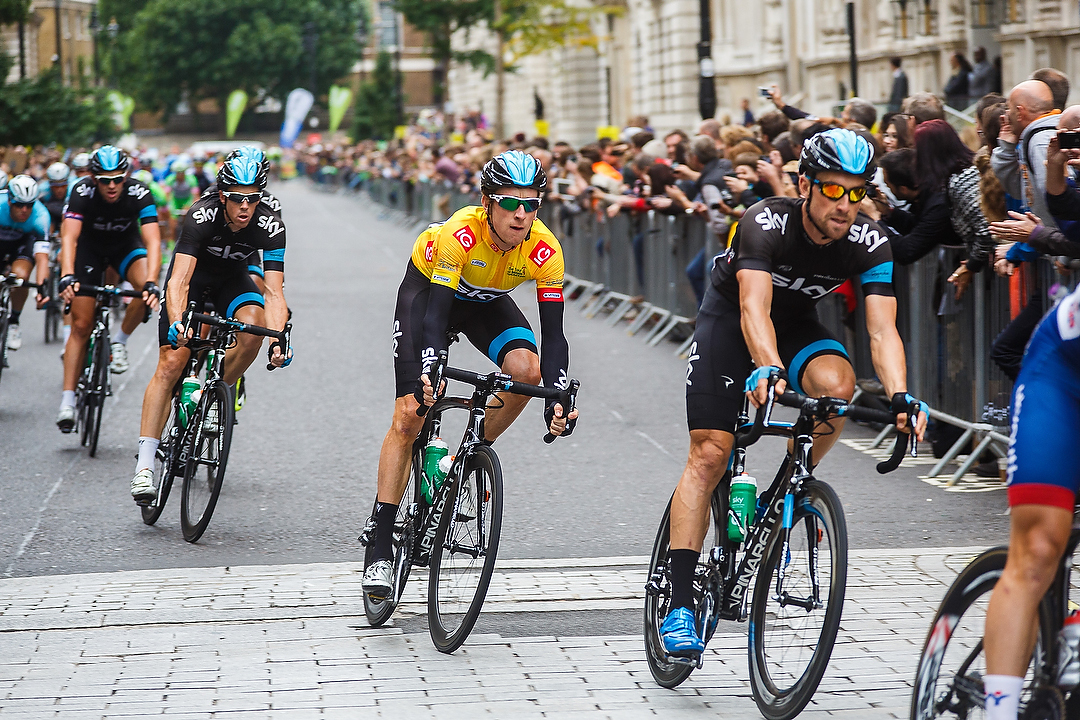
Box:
[1057,610,1080,689]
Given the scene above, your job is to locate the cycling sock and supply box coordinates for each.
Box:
[60,390,75,410]
[667,549,700,612]
[373,501,398,562]
[9,311,19,324]
[136,437,159,473]
[983,674,1022,719]
[62,325,71,343]
[113,330,130,345]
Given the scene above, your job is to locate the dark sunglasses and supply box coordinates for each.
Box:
[222,191,263,205]
[812,177,868,203]
[490,194,541,213]
[95,175,125,186]
[11,201,32,209]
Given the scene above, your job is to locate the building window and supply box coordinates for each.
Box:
[916,0,937,36]
[892,0,913,39]
[377,2,397,50]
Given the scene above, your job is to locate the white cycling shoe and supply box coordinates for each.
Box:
[109,342,129,374]
[130,468,157,505]
[6,323,21,350]
[362,560,394,600]
[56,405,76,433]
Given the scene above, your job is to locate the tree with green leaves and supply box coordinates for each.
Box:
[103,0,364,127]
[391,0,492,106]
[0,67,116,146]
[351,51,401,141]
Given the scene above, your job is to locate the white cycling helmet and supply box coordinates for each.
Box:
[8,174,38,204]
[47,162,70,183]
[71,153,91,170]
[170,157,190,174]
[0,169,9,190]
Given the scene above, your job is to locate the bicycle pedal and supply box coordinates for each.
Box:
[667,652,703,669]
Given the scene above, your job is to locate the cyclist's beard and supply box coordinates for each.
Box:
[805,192,851,243]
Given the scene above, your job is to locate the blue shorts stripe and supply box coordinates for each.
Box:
[226,291,264,318]
[788,339,848,395]
[118,247,147,279]
[247,264,264,278]
[487,327,536,364]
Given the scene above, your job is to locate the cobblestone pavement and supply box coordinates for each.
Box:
[0,546,985,718]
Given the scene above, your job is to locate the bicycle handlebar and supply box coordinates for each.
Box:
[416,349,580,443]
[734,371,916,474]
[181,301,292,371]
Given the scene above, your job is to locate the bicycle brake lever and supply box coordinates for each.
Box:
[543,379,579,444]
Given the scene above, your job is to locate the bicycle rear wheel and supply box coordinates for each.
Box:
[86,334,110,457]
[644,484,728,688]
[748,479,847,720]
[427,444,503,653]
[364,452,420,627]
[142,400,181,526]
[180,380,234,542]
[909,546,1057,720]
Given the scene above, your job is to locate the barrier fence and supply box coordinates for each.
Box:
[359,176,1065,484]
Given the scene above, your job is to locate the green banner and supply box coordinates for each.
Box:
[328,85,352,134]
[226,89,248,139]
[107,91,135,131]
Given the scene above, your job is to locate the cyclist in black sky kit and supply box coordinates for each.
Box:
[658,128,928,660]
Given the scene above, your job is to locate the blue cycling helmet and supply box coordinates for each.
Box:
[232,145,270,178]
[480,150,546,196]
[799,128,876,181]
[217,153,267,189]
[89,145,131,175]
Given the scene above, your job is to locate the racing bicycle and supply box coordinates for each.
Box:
[139,301,291,542]
[910,527,1080,719]
[70,284,143,456]
[644,373,917,720]
[359,343,579,653]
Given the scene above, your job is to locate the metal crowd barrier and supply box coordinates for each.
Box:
[360,176,1068,485]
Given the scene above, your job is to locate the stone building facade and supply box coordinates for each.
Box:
[447,0,1080,146]
[1,0,97,85]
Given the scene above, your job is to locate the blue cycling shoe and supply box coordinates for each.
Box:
[660,606,704,657]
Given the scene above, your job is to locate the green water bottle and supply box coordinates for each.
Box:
[421,438,449,504]
[178,375,202,428]
[728,474,757,542]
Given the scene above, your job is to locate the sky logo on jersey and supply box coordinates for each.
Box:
[76,184,94,197]
[771,272,837,299]
[453,226,476,251]
[191,207,218,224]
[424,239,435,263]
[538,288,563,302]
[755,206,788,233]
[847,222,888,252]
[127,184,149,200]
[529,240,554,267]
[258,215,284,238]
[208,244,255,261]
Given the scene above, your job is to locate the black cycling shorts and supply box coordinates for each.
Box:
[74,231,148,297]
[685,299,850,432]
[158,258,264,347]
[393,261,538,398]
[0,238,32,266]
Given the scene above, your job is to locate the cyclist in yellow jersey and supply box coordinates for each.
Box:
[362,150,579,599]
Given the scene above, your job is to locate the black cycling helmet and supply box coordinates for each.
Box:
[89,145,131,175]
[217,150,268,190]
[799,128,876,181]
[480,150,546,196]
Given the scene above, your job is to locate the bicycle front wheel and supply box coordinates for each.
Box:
[909,546,1056,720]
[748,479,847,720]
[180,380,234,542]
[86,335,110,457]
[428,444,503,653]
[142,400,181,526]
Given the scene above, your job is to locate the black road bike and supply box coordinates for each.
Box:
[910,526,1080,719]
[42,234,62,343]
[140,301,291,542]
[70,284,143,457]
[644,374,917,720]
[359,345,579,653]
[0,272,38,384]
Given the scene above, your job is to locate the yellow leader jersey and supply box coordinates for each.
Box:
[410,206,565,304]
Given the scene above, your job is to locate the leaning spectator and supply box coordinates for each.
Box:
[992,79,1061,229]
[842,97,877,130]
[719,125,754,157]
[1032,67,1070,111]
[684,135,734,306]
[698,119,723,153]
[765,84,815,121]
[874,145,962,265]
[944,53,974,109]
[729,152,773,205]
[757,111,790,149]
[902,92,946,125]
[880,112,914,153]
[975,97,1010,223]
